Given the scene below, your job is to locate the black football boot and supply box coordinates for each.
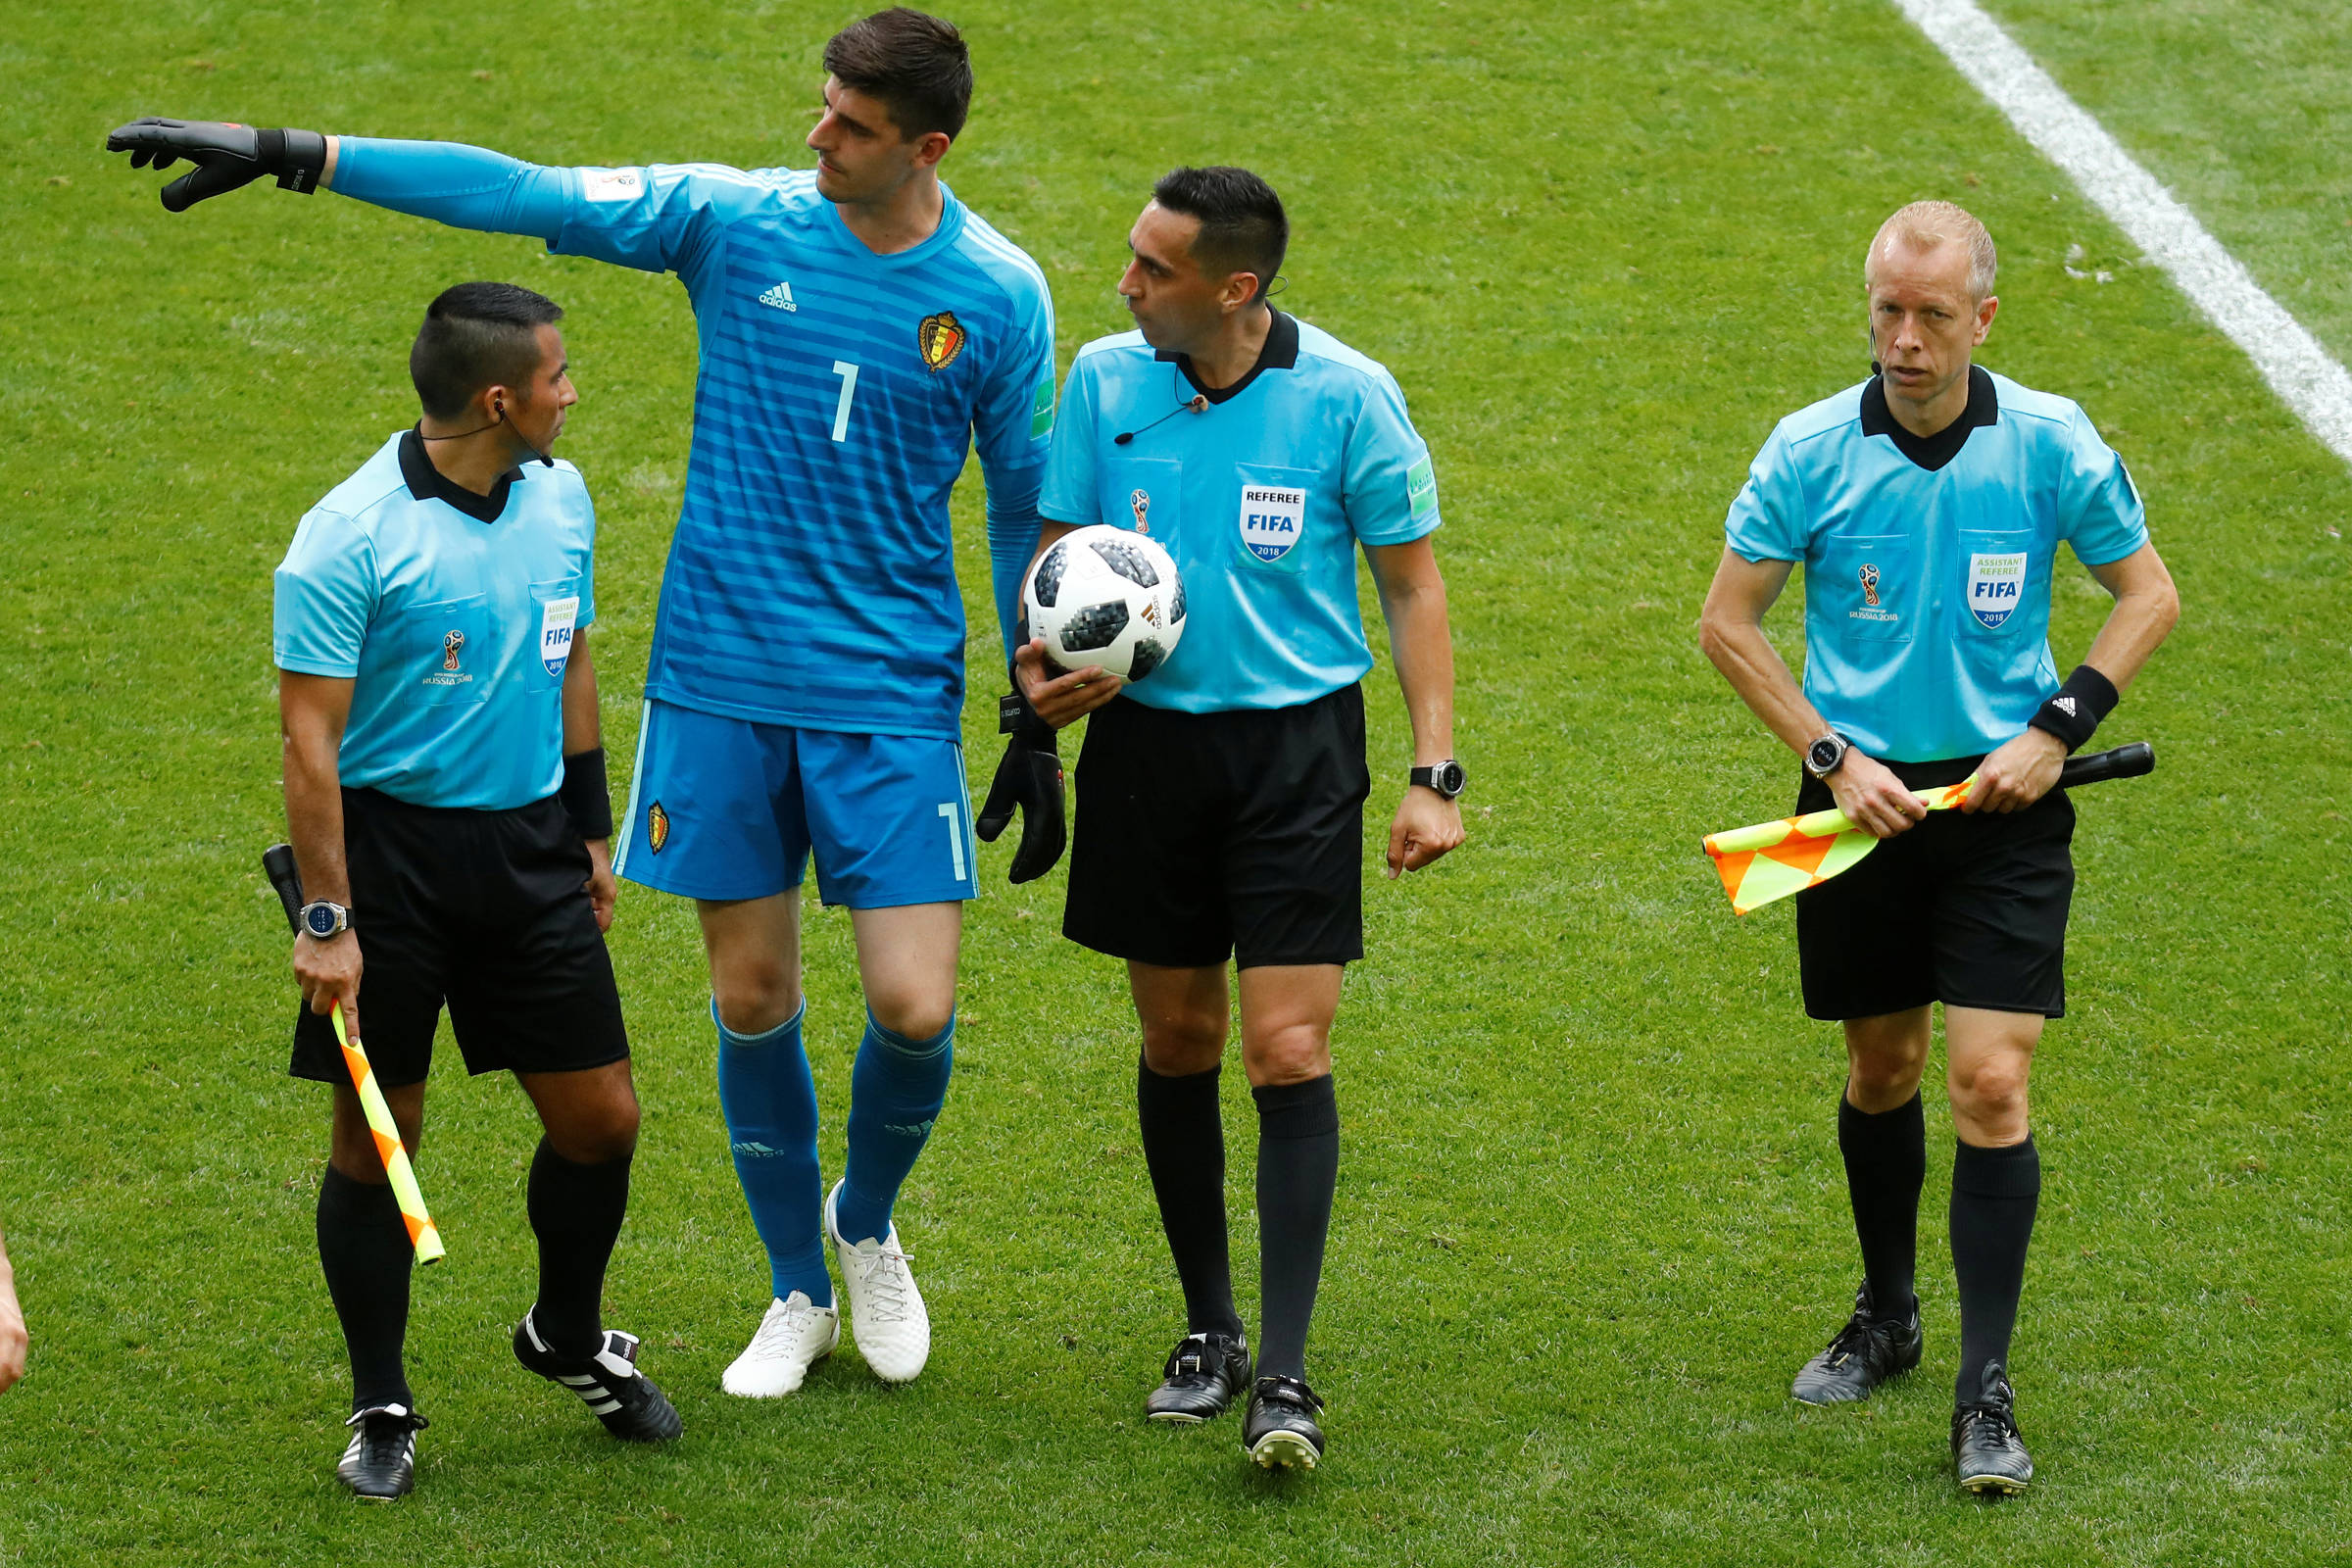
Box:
[513,1310,683,1442]
[336,1404,426,1501]
[1790,1282,1923,1405]
[1241,1375,1326,1471]
[1953,1361,2034,1495]
[1144,1331,1252,1424]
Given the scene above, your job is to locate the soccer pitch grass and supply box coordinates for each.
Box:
[5,0,2348,1561]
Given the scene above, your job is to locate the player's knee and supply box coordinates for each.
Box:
[545,1092,641,1165]
[1848,1049,1926,1100]
[866,990,955,1045]
[711,961,803,1036]
[1949,1058,2031,1123]
[1244,1022,1331,1086]
[1141,1013,1226,1076]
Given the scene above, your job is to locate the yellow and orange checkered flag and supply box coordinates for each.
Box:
[1701,743,2156,915]
[1703,777,1980,915]
[264,845,445,1264]
[327,998,445,1264]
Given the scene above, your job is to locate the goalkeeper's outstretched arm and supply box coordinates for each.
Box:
[109,118,567,239]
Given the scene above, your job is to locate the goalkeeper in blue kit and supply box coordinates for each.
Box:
[112,8,1060,1396]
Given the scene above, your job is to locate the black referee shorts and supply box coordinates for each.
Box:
[290,787,628,1090]
[1064,686,1371,970]
[1793,756,2075,1022]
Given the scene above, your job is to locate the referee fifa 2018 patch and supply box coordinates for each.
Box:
[1967,551,2029,629]
[647,802,670,854]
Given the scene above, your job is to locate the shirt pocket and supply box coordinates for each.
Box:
[384,593,491,708]
[1098,456,1182,545]
[1230,464,1322,577]
[1812,534,1915,644]
[525,576,585,692]
[1955,530,2034,636]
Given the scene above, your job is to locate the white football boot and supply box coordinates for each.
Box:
[720,1290,840,1397]
[825,1180,930,1384]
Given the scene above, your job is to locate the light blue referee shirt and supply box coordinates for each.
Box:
[1724,366,2148,762]
[330,140,1056,739]
[273,429,597,810]
[1040,311,1441,713]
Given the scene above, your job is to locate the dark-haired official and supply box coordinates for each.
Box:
[1699,202,2179,1494]
[1018,169,1464,1472]
[276,283,678,1500]
[116,9,1060,1397]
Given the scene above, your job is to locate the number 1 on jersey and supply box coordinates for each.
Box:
[830,360,860,443]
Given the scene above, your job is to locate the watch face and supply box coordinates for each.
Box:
[304,904,338,939]
[1808,738,1841,772]
[1438,760,1467,797]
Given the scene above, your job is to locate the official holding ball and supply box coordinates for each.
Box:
[1014,167,1463,1472]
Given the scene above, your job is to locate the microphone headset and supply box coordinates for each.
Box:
[1114,373,1211,446]
[418,395,556,466]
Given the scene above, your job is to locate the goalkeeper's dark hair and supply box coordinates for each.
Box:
[825,8,972,142]
[410,282,564,420]
[1152,167,1288,306]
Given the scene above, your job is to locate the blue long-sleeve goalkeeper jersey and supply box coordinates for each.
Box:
[334,138,1057,739]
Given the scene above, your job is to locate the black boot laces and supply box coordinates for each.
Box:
[348,1406,427,1466]
[1817,1310,1886,1371]
[1956,1398,2021,1452]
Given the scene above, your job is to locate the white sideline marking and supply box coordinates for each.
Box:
[1891,0,2352,466]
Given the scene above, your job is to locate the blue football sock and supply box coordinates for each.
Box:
[836,1012,954,1247]
[713,1001,831,1307]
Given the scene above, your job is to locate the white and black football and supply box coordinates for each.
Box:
[1022,524,1188,682]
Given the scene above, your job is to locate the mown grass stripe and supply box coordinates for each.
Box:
[1892,0,2352,465]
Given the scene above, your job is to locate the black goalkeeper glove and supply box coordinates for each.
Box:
[974,690,1065,884]
[105,118,328,212]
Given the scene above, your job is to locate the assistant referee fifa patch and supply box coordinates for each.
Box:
[917,312,966,372]
[647,801,670,854]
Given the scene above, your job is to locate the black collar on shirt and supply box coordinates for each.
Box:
[399,426,523,524]
[1859,364,1999,472]
[1155,308,1300,405]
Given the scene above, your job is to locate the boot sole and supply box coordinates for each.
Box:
[1248,1430,1321,1470]
[1960,1471,2032,1496]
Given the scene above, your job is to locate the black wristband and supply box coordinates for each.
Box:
[998,689,1054,746]
[561,747,613,840]
[258,127,327,193]
[2027,664,2119,754]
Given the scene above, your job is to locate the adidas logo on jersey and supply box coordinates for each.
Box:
[758,281,799,313]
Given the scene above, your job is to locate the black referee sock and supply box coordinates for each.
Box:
[317,1165,416,1413]
[526,1138,633,1361]
[1253,1074,1340,1383]
[1950,1136,2040,1402]
[1138,1059,1244,1341]
[1838,1091,1926,1315]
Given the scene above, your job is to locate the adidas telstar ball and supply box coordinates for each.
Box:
[1023,524,1187,682]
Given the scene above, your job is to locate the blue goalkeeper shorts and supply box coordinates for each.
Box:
[612,699,977,908]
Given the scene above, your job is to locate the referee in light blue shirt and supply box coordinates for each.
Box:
[1014,168,1465,1472]
[272,283,678,1499]
[1699,202,2180,1495]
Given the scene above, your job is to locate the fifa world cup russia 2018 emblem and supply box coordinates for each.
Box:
[443,629,466,671]
[1130,488,1151,534]
[1858,563,1882,608]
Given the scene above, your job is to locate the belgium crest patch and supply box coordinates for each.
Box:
[648,802,670,854]
[917,311,966,372]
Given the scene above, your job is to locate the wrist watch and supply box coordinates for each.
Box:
[1803,732,1850,780]
[299,900,351,940]
[1409,759,1468,800]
